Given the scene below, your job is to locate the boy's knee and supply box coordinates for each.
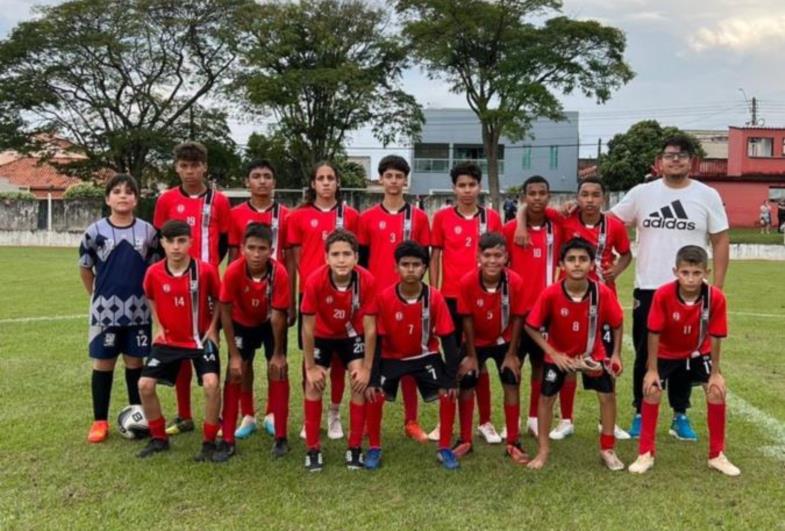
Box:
[138,377,156,395]
[202,374,219,393]
[706,386,725,404]
[644,388,662,403]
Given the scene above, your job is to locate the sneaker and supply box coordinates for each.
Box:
[436,448,460,470]
[212,440,236,463]
[194,441,217,462]
[596,424,632,440]
[263,413,275,436]
[628,414,642,439]
[506,442,530,465]
[628,452,655,474]
[272,437,289,458]
[404,420,429,444]
[87,420,109,443]
[600,449,625,471]
[527,417,539,438]
[670,414,698,441]
[708,453,741,477]
[549,419,574,440]
[235,415,258,439]
[327,408,344,440]
[452,440,473,458]
[137,438,169,458]
[364,448,383,470]
[165,416,194,436]
[427,423,440,442]
[477,422,502,444]
[304,449,323,472]
[299,424,306,440]
[345,447,364,470]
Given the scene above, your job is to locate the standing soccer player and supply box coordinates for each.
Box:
[153,141,231,436]
[220,223,290,459]
[629,246,739,476]
[358,155,431,443]
[80,175,158,443]
[137,220,225,461]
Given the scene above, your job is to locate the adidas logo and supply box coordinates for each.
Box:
[642,200,696,230]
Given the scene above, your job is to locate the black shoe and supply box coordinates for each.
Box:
[212,440,236,463]
[272,437,289,458]
[165,416,195,435]
[345,447,364,470]
[304,449,323,472]
[194,441,217,462]
[137,438,169,458]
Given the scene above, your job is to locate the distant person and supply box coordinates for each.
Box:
[777,200,785,233]
[759,201,771,234]
[503,196,517,223]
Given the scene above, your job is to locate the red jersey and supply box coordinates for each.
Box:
[526,280,623,363]
[287,203,359,293]
[357,203,431,290]
[300,265,376,339]
[559,211,630,293]
[143,259,220,350]
[503,219,562,313]
[374,284,454,359]
[431,206,503,299]
[647,281,727,360]
[219,257,290,327]
[457,268,526,347]
[228,201,289,263]
[153,186,231,268]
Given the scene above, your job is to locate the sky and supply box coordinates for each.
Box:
[3,0,785,160]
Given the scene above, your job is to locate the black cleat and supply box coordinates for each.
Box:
[194,441,217,462]
[165,416,195,435]
[212,440,236,463]
[345,447,364,470]
[272,437,289,458]
[137,438,170,458]
[304,449,323,472]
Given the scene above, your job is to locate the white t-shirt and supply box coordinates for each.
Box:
[611,179,728,290]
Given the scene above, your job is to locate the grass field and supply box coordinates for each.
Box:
[2,247,785,529]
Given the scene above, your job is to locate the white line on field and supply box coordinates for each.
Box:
[0,314,83,324]
[621,307,785,319]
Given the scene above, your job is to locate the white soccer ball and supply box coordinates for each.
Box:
[117,405,150,440]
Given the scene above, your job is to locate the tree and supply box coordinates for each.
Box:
[598,120,705,191]
[234,0,423,186]
[398,0,635,208]
[0,0,251,186]
[243,131,302,189]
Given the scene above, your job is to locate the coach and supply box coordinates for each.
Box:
[611,134,729,440]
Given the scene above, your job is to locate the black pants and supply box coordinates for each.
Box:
[632,289,692,413]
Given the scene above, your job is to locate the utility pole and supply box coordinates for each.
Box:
[751,97,758,126]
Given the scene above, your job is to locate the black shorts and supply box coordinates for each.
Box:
[141,344,220,386]
[601,323,614,358]
[657,355,712,389]
[444,297,463,344]
[460,343,520,388]
[88,324,151,359]
[519,328,545,365]
[313,336,365,370]
[376,354,452,403]
[541,362,615,397]
[233,321,287,362]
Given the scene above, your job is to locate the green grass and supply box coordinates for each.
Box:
[626,226,785,245]
[2,247,785,529]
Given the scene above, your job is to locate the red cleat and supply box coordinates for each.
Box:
[404,420,429,444]
[87,420,109,443]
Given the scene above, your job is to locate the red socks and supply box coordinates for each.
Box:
[401,376,419,423]
[240,390,255,418]
[504,403,520,444]
[459,396,474,444]
[330,358,346,406]
[271,379,289,439]
[707,402,726,459]
[438,394,456,450]
[348,401,366,448]
[560,378,577,421]
[366,395,384,449]
[175,360,192,420]
[148,416,167,441]
[600,433,615,450]
[221,382,241,445]
[529,379,541,418]
[304,398,322,450]
[203,422,220,443]
[476,372,491,425]
[639,400,660,455]
[264,384,273,416]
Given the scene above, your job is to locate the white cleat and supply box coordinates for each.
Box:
[427,423,441,442]
[600,449,625,471]
[477,422,503,444]
[708,453,741,477]
[327,408,344,440]
[527,417,539,438]
[549,419,574,440]
[628,452,655,474]
[597,423,631,440]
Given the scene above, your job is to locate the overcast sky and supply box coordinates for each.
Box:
[3,0,785,159]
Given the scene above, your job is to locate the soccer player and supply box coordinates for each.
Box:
[220,223,290,459]
[79,174,158,443]
[358,154,431,443]
[364,241,461,470]
[227,159,293,439]
[429,161,503,444]
[137,220,224,461]
[525,238,625,471]
[152,141,231,436]
[455,232,530,464]
[287,161,359,439]
[629,246,739,476]
[301,230,377,471]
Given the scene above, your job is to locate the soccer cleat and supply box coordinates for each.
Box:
[477,422,502,444]
[87,420,109,443]
[436,448,460,470]
[272,437,289,458]
[628,452,655,474]
[364,448,383,470]
[427,423,441,442]
[597,424,632,440]
[327,408,344,440]
[549,419,574,440]
[527,417,539,438]
[165,416,194,436]
[263,413,275,436]
[708,453,741,477]
[452,440,473,458]
[299,424,306,440]
[505,442,530,465]
[235,415,258,439]
[304,449,323,472]
[404,420,429,444]
[137,438,170,458]
[212,441,236,463]
[600,449,625,471]
[669,414,698,441]
[345,447,364,470]
[193,441,217,462]
[628,414,642,439]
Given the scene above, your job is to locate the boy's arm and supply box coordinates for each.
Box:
[643,332,661,395]
[604,251,632,283]
[501,316,523,381]
[429,248,442,290]
[514,202,529,246]
[351,315,376,393]
[286,246,299,326]
[79,267,95,296]
[459,316,478,376]
[221,303,243,383]
[271,309,287,358]
[228,247,239,263]
[302,314,325,391]
[148,299,162,344]
[709,230,730,289]
[524,324,573,372]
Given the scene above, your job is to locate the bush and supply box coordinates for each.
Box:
[64,183,104,199]
[0,191,36,200]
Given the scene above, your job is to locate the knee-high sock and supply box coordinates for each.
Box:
[639,401,660,456]
[707,402,726,459]
[221,382,240,445]
[459,396,474,444]
[175,360,192,420]
[125,367,142,405]
[401,376,418,423]
[148,416,167,441]
[366,396,384,449]
[241,390,255,418]
[600,433,615,450]
[91,369,113,421]
[438,395,457,450]
[304,398,322,450]
[504,403,520,444]
[528,379,541,418]
[330,358,346,407]
[348,401,366,448]
[476,372,492,425]
[264,384,273,416]
[559,378,577,421]
[271,379,289,439]
[203,421,220,443]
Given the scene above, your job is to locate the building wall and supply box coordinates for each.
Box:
[728,127,785,176]
[702,180,776,228]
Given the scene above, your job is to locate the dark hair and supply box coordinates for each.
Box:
[303,161,341,205]
[577,176,606,194]
[243,222,273,245]
[173,141,208,163]
[450,161,482,185]
[246,159,276,179]
[523,175,550,194]
[378,155,410,177]
[325,229,359,253]
[160,219,191,240]
[559,237,595,262]
[104,174,139,198]
[394,240,429,265]
[661,134,696,156]
[478,232,506,252]
[675,245,708,268]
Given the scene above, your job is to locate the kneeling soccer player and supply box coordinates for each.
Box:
[301,230,377,471]
[629,245,739,476]
[365,241,461,470]
[220,223,290,460]
[137,220,224,461]
[525,237,625,471]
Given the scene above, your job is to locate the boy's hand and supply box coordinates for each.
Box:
[708,372,727,400]
[205,327,218,346]
[305,364,327,392]
[643,369,661,396]
[501,353,521,383]
[228,355,242,384]
[458,356,478,378]
[351,365,370,394]
[269,353,287,379]
[550,351,575,372]
[365,387,383,403]
[514,223,530,247]
[605,354,623,377]
[602,265,620,283]
[559,200,578,217]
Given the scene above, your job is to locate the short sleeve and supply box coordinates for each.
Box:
[647,289,666,333]
[286,210,303,247]
[216,194,231,234]
[359,273,377,316]
[430,210,444,248]
[705,189,729,235]
[488,208,503,233]
[300,273,318,315]
[152,193,168,229]
[709,289,728,338]
[344,207,359,235]
[432,290,455,337]
[271,266,290,311]
[610,185,639,225]
[525,291,550,329]
[219,267,237,304]
[357,210,371,246]
[602,286,624,329]
[143,269,155,301]
[78,224,98,269]
[415,209,430,247]
[228,211,243,247]
[612,217,631,254]
[374,294,387,335]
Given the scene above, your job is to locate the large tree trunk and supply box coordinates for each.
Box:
[482,124,502,211]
